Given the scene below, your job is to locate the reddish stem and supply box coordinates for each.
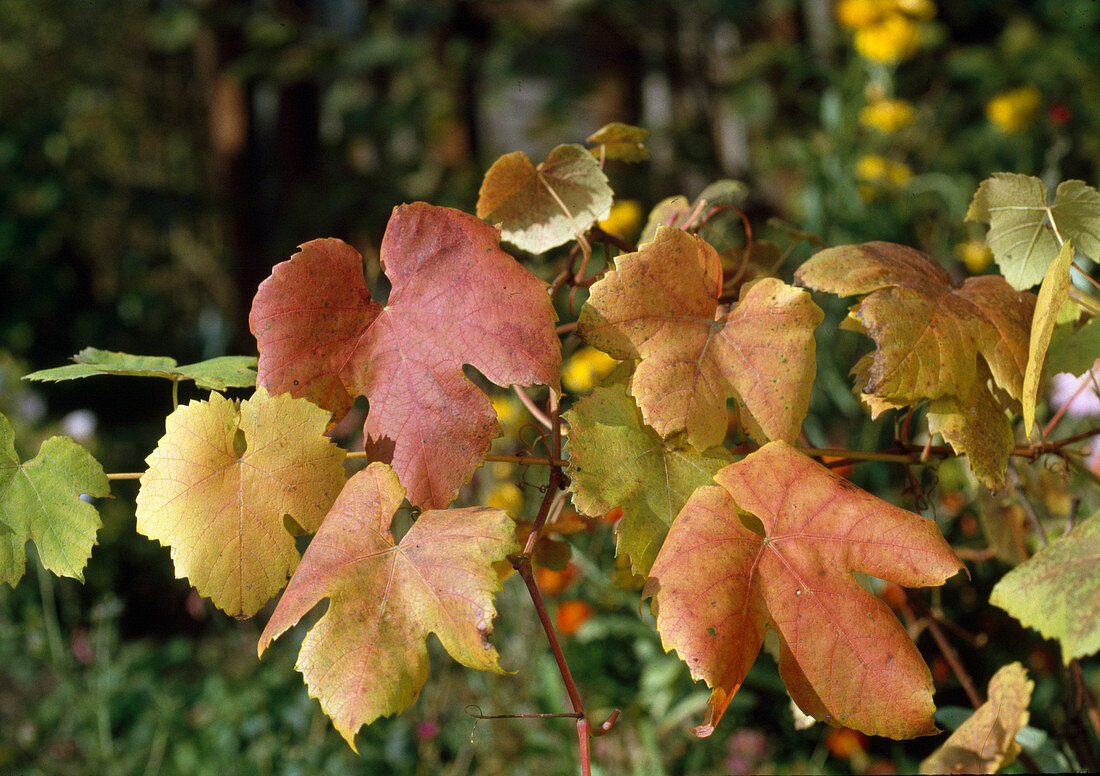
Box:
[509,393,618,774]
[902,592,983,708]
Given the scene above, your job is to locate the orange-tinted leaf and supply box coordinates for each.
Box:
[535,563,579,595]
[579,226,821,448]
[134,388,346,617]
[251,203,560,508]
[645,441,962,739]
[257,462,517,749]
[918,662,1032,775]
[476,144,613,254]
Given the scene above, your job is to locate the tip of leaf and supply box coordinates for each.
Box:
[691,722,716,738]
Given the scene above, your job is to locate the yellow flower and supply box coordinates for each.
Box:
[854,13,920,63]
[562,345,619,394]
[836,0,934,28]
[986,86,1042,133]
[856,155,913,201]
[859,98,915,133]
[492,393,526,436]
[855,154,887,181]
[597,199,643,237]
[896,0,935,20]
[956,240,993,273]
[836,0,888,29]
[486,482,525,515]
[887,160,912,185]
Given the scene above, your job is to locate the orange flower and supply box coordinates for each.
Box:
[602,506,624,524]
[825,727,868,760]
[535,563,580,595]
[556,599,594,635]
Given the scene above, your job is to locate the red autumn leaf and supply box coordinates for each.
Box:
[250,203,560,508]
[249,238,382,422]
[645,441,963,739]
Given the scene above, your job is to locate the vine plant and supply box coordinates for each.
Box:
[4,124,1100,774]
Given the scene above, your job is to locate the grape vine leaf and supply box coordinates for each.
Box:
[965,173,1100,290]
[990,510,1100,662]
[564,381,732,575]
[476,143,613,254]
[1047,316,1100,377]
[644,441,963,739]
[586,122,650,163]
[918,662,1032,775]
[134,387,346,617]
[258,462,518,749]
[250,203,560,509]
[23,348,258,390]
[1022,241,1075,437]
[926,390,1016,489]
[0,412,110,586]
[795,241,1035,488]
[579,226,822,449]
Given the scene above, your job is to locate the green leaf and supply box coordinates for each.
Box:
[1023,241,1075,437]
[0,412,110,586]
[1048,180,1100,261]
[476,144,613,254]
[23,348,257,390]
[966,173,1100,289]
[174,356,260,390]
[1047,317,1100,376]
[990,511,1100,662]
[565,382,732,576]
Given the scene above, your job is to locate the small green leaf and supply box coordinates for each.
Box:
[0,412,110,586]
[1049,180,1100,261]
[966,173,1056,290]
[1047,317,1100,377]
[23,348,257,389]
[1022,240,1075,437]
[991,510,1100,663]
[565,381,732,575]
[966,173,1100,289]
[175,356,259,390]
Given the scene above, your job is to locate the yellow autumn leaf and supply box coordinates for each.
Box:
[1023,240,1075,438]
[919,662,1033,774]
[135,387,346,617]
